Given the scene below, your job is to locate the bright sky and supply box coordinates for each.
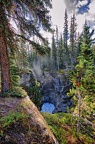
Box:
[11,0,95,44]
[49,0,95,34]
[50,0,65,31]
[44,0,95,44]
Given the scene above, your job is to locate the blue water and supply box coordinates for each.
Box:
[41,102,55,113]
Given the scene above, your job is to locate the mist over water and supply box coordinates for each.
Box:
[32,61,43,82]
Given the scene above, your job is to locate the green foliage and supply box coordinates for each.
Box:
[9,56,20,87]
[57,69,65,74]
[69,24,95,121]
[0,0,52,92]
[0,110,30,140]
[42,113,94,144]
[51,34,57,70]
[22,80,42,107]
[63,9,70,69]
[58,34,65,69]
[0,111,29,128]
[70,14,77,68]
[42,113,68,144]
[2,86,27,98]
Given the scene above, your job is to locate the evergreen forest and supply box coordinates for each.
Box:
[0,0,95,143]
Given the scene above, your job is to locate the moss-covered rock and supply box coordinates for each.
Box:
[0,96,58,144]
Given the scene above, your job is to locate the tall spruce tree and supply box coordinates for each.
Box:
[69,22,95,125]
[70,14,77,68]
[0,0,52,92]
[55,26,60,70]
[82,20,94,47]
[63,9,69,70]
[51,34,57,71]
[59,34,65,69]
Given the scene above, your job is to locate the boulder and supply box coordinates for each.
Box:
[0,96,59,144]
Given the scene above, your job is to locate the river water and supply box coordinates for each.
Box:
[41,102,55,113]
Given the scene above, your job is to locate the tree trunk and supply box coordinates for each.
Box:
[0,3,12,92]
[77,89,81,132]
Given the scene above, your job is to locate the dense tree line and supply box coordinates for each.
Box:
[36,9,78,72]
[27,10,95,129]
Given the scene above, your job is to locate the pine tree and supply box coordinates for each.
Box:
[9,56,20,87]
[82,20,94,50]
[55,26,60,70]
[69,23,95,125]
[63,9,69,70]
[59,34,65,69]
[0,0,52,92]
[51,34,57,71]
[70,14,77,68]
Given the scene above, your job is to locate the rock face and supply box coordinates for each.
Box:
[0,96,59,144]
[19,71,73,113]
[19,72,31,87]
[40,72,72,113]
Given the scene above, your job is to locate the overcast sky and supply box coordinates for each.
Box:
[50,0,95,34]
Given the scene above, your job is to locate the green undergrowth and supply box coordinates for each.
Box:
[0,109,54,144]
[0,110,30,143]
[1,86,27,98]
[21,80,42,107]
[42,112,95,144]
[0,111,29,129]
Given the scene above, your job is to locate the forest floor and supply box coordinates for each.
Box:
[0,96,95,144]
[42,112,95,144]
